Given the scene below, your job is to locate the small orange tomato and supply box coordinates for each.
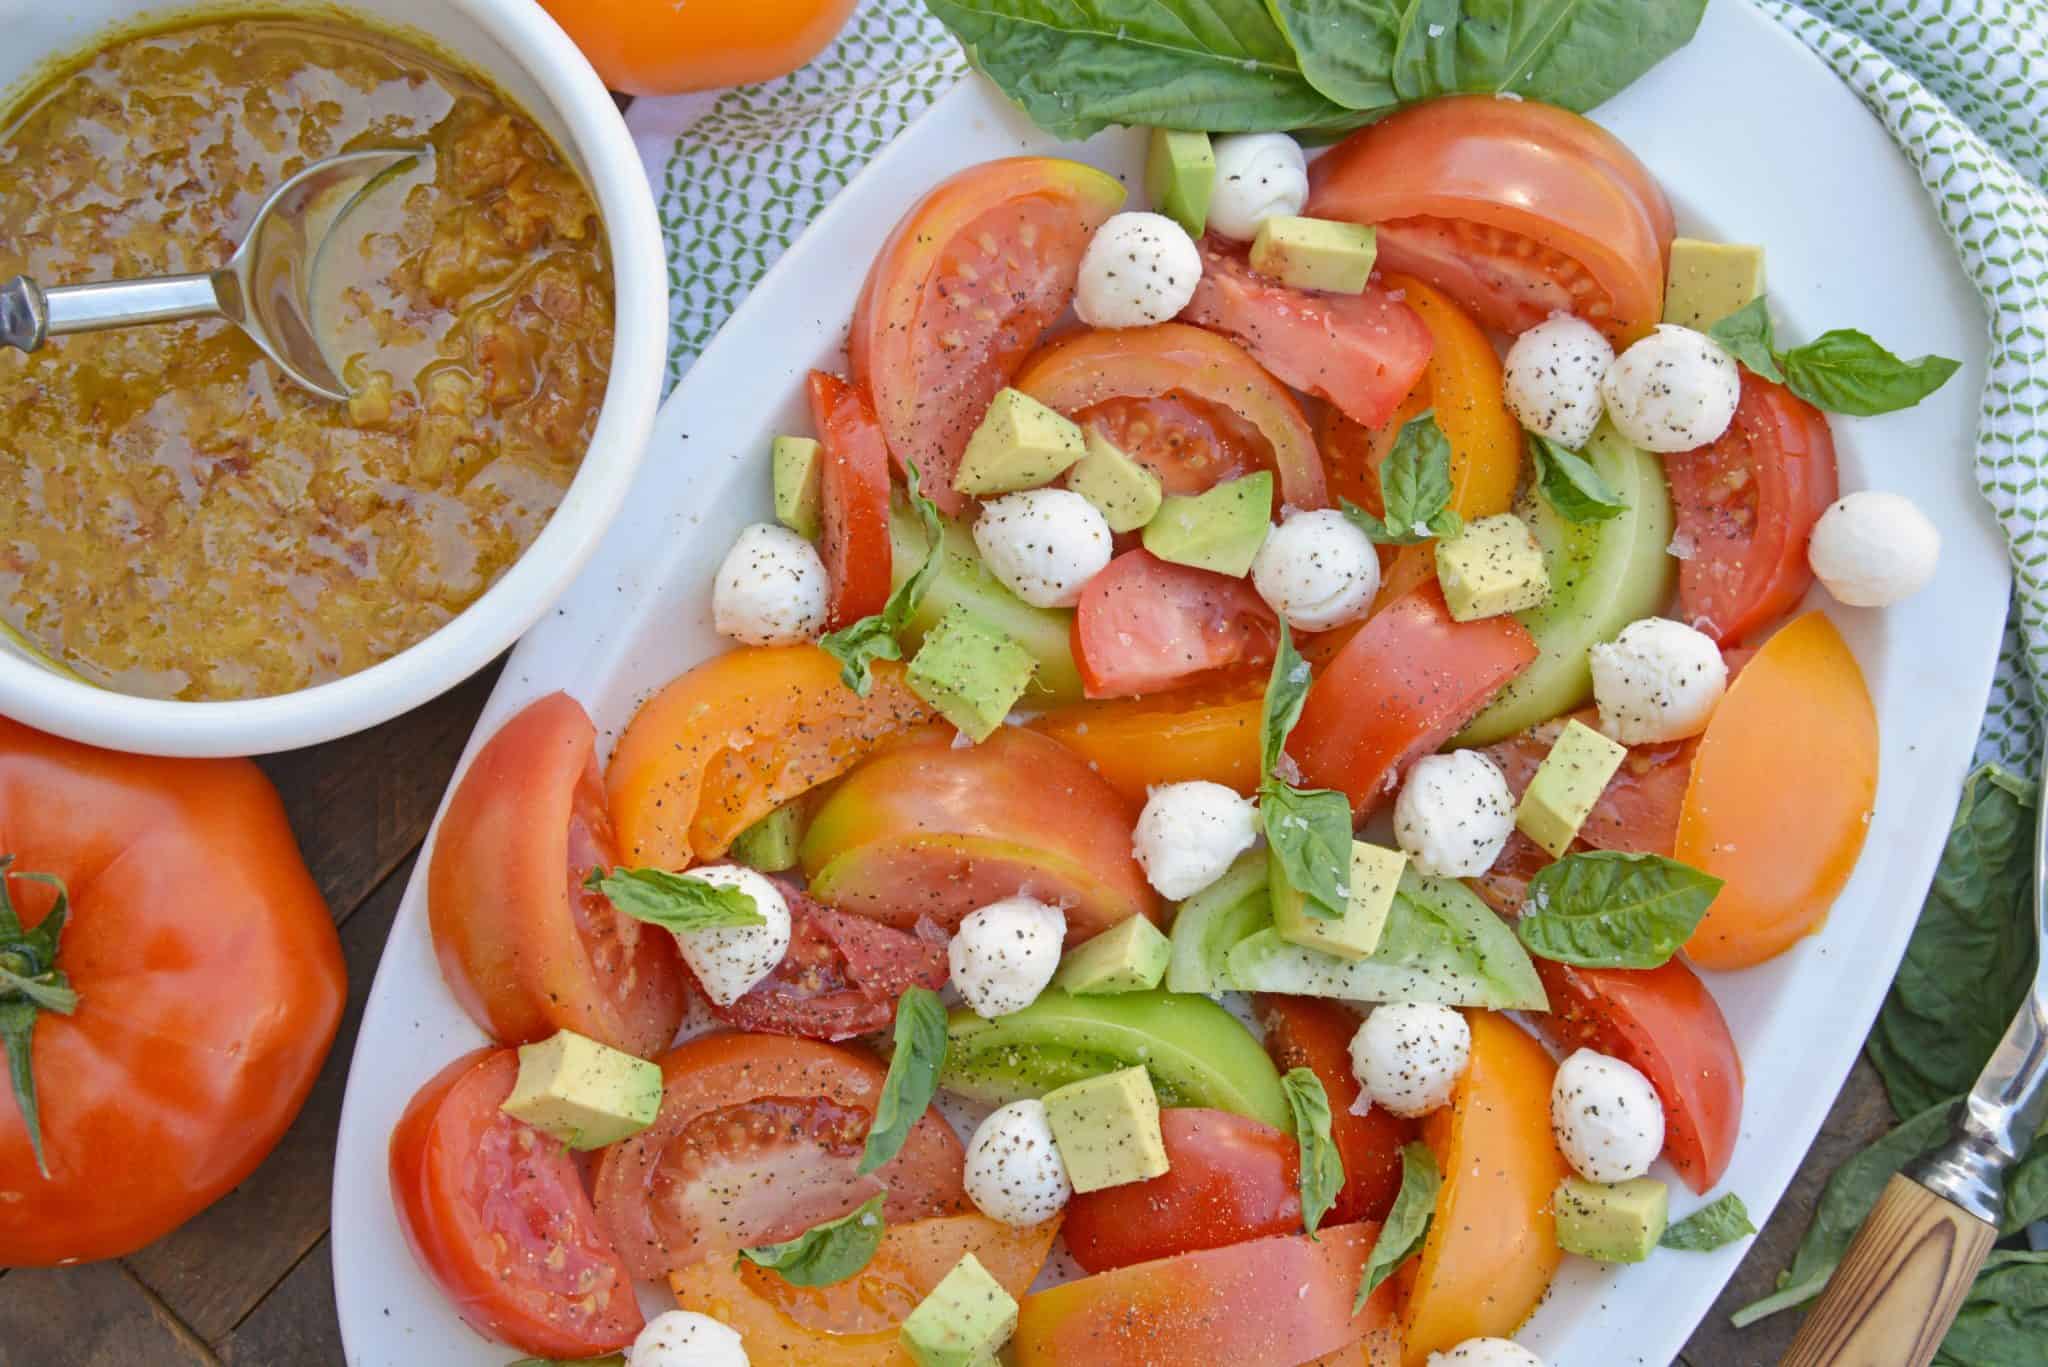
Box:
[538,0,860,96]
[1679,612,1877,970]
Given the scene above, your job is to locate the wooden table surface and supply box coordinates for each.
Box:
[0,653,1901,1365]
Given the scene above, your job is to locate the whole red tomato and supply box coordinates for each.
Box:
[0,717,345,1265]
[538,0,859,95]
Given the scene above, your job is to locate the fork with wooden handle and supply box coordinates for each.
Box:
[1782,759,2048,1367]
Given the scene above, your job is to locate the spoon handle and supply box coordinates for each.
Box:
[2,272,222,353]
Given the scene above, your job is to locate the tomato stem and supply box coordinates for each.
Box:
[0,855,78,1178]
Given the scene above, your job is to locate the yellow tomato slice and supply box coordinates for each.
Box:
[1678,611,1877,969]
[1029,681,1266,801]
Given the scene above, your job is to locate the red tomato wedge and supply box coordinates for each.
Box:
[848,157,1126,512]
[430,692,686,1057]
[808,370,895,627]
[1072,549,1281,700]
[1480,708,1695,857]
[1077,391,1284,498]
[707,881,948,1041]
[1288,581,1537,818]
[1665,374,1840,644]
[1534,958,1744,1194]
[1062,1108,1303,1274]
[391,1049,644,1358]
[594,1033,968,1279]
[1014,323,1329,510]
[1182,235,1433,431]
[1307,95,1672,344]
[1255,995,1416,1224]
[1013,1222,1402,1366]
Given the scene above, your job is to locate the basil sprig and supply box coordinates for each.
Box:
[1281,1067,1345,1236]
[820,462,946,694]
[1661,1193,1756,1252]
[1707,297,1960,417]
[738,1190,889,1287]
[584,866,765,933]
[1259,624,1354,921]
[1514,851,1722,969]
[1341,411,1462,546]
[1528,433,1626,523]
[858,988,948,1175]
[1355,1142,1440,1309]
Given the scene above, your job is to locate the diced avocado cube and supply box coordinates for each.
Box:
[1272,840,1405,961]
[500,1029,661,1150]
[730,802,805,872]
[1067,427,1163,533]
[900,1253,1019,1367]
[1663,238,1766,330]
[1141,471,1273,578]
[1146,127,1216,239]
[1554,1175,1670,1263]
[1043,1065,1170,1193]
[773,435,823,540]
[1052,915,1173,995]
[907,608,1037,743]
[1435,513,1550,623]
[953,389,1087,497]
[1248,216,1379,295]
[1517,719,1629,858]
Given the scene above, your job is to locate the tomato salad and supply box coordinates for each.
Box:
[392,98,1955,1366]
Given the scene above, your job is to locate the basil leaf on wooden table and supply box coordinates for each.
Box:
[821,461,946,694]
[1706,294,1960,416]
[1659,1193,1754,1251]
[1514,850,1721,969]
[584,866,765,932]
[1529,432,1626,523]
[859,987,949,1175]
[1937,1251,2048,1366]
[1259,623,1355,921]
[1355,1142,1439,1308]
[1342,410,1461,545]
[1281,1067,1345,1235]
[738,1190,889,1287]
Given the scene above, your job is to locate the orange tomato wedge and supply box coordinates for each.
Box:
[1029,680,1266,801]
[605,645,934,869]
[669,1213,1059,1364]
[1678,611,1877,969]
[1400,1012,1568,1363]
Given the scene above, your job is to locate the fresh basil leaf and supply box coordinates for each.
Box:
[820,463,946,694]
[1937,1251,2048,1366]
[1341,410,1460,545]
[1706,296,1784,383]
[1281,1067,1345,1236]
[1261,779,1355,921]
[1383,0,1707,110]
[859,988,948,1176]
[1866,766,2037,1120]
[738,1191,888,1287]
[584,866,765,933]
[1516,851,1720,969]
[1659,1193,1755,1252]
[923,0,1367,141]
[2005,1135,2048,1235]
[1263,0,1405,110]
[1261,621,1315,776]
[1355,1142,1439,1309]
[1780,329,1961,417]
[1529,433,1626,522]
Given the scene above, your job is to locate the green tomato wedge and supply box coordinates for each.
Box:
[940,988,1289,1131]
[1164,851,1273,995]
[1454,423,1675,746]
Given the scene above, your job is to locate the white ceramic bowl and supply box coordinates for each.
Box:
[0,0,667,756]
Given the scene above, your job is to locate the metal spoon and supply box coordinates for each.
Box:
[0,147,424,402]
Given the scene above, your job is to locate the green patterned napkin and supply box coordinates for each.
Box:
[624,0,2048,771]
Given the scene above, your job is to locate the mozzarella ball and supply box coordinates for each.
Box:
[712,523,829,646]
[1551,1048,1666,1183]
[1503,315,1616,449]
[1252,509,1380,632]
[630,1309,749,1367]
[670,865,792,1006]
[1600,324,1742,453]
[949,897,1066,1018]
[1392,752,1515,879]
[1350,1003,1471,1118]
[1133,781,1260,900]
[1590,617,1728,744]
[1075,211,1204,329]
[1207,133,1309,241]
[1808,490,1941,608]
[973,488,1115,608]
[963,1098,1073,1227]
[1428,1339,1545,1367]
